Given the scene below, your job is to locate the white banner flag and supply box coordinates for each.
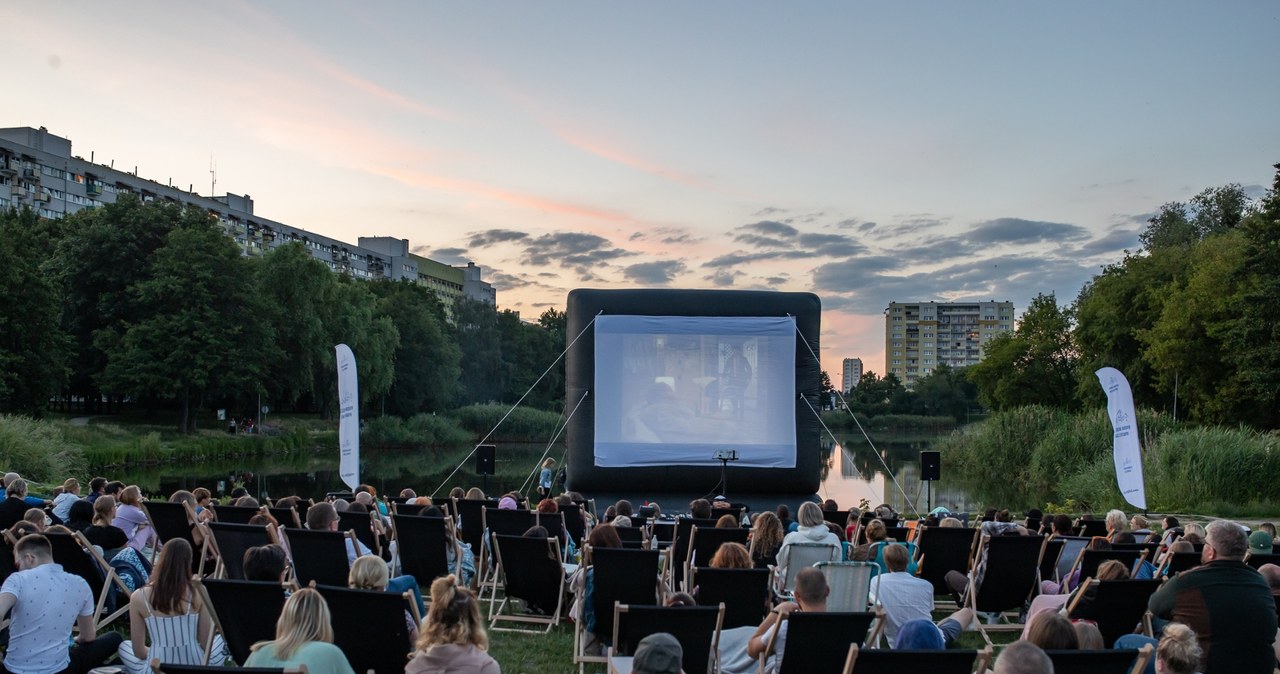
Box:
[336,344,360,492]
[1095,367,1146,510]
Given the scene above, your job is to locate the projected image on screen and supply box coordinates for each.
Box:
[594,315,797,468]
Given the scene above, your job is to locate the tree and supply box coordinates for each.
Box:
[843,371,907,416]
[256,243,339,410]
[318,279,398,415]
[912,364,979,422]
[371,281,461,416]
[968,294,1077,411]
[0,207,69,415]
[818,370,834,409]
[455,298,505,405]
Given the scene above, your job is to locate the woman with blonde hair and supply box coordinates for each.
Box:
[538,458,556,501]
[112,485,156,553]
[1156,622,1201,674]
[775,502,841,580]
[246,588,354,674]
[406,575,500,674]
[52,477,81,522]
[349,555,419,641]
[117,539,226,673]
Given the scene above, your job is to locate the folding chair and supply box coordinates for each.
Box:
[1068,549,1145,584]
[479,508,538,603]
[490,534,566,632]
[194,578,288,665]
[151,664,295,674]
[336,510,383,558]
[1076,520,1109,538]
[391,513,460,588]
[1112,541,1159,561]
[573,547,663,674]
[0,534,15,631]
[1043,646,1154,674]
[1053,536,1093,583]
[1155,551,1202,577]
[822,509,853,527]
[964,535,1046,645]
[45,531,132,630]
[615,525,646,549]
[650,520,675,550]
[612,603,724,674]
[913,526,979,594]
[143,500,206,561]
[883,526,912,542]
[684,525,750,589]
[1039,538,1065,585]
[451,497,495,585]
[211,505,260,524]
[561,502,588,546]
[760,610,881,674]
[669,517,720,588]
[280,528,359,587]
[1066,578,1162,647]
[843,644,992,674]
[689,566,771,628]
[776,541,842,596]
[818,561,876,612]
[267,507,301,529]
[1246,552,1280,569]
[315,584,419,674]
[391,502,430,517]
[206,522,277,580]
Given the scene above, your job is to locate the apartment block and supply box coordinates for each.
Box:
[841,357,863,393]
[884,301,1014,386]
[0,126,494,315]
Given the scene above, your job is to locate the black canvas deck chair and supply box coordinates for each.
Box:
[151,664,296,674]
[650,520,675,549]
[1044,646,1154,674]
[315,584,419,674]
[823,509,853,527]
[392,513,459,588]
[1156,551,1202,577]
[842,644,991,674]
[211,505,260,524]
[614,524,646,549]
[689,566,770,628]
[669,517,720,588]
[281,528,358,587]
[761,610,881,674]
[207,521,277,580]
[884,526,912,542]
[194,578,287,665]
[560,503,588,546]
[1066,578,1162,647]
[914,526,979,594]
[479,508,538,602]
[267,507,301,529]
[1054,536,1094,581]
[1069,548,1146,583]
[490,534,566,632]
[612,603,724,674]
[143,500,208,572]
[336,510,383,558]
[964,534,1046,645]
[684,525,750,588]
[1247,552,1280,569]
[1112,541,1159,561]
[538,510,568,548]
[391,502,430,517]
[1039,538,1066,584]
[574,546,663,674]
[1076,519,1109,538]
[452,498,496,553]
[46,531,132,630]
[0,533,15,631]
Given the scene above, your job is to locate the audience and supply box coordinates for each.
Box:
[745,568,828,674]
[709,542,752,569]
[116,539,225,673]
[407,575,500,674]
[993,640,1054,674]
[749,512,784,569]
[245,588,355,674]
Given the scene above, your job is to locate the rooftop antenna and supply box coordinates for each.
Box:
[209,156,217,196]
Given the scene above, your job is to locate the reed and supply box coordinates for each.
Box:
[450,404,564,442]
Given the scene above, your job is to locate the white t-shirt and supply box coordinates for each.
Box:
[759,620,790,674]
[1,563,94,674]
[51,493,79,523]
[870,571,935,647]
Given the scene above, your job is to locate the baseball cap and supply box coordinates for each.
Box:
[1249,530,1272,554]
[632,632,682,674]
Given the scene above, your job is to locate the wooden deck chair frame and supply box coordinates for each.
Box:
[611,603,725,674]
[150,660,302,674]
[1043,644,1154,674]
[451,497,497,588]
[194,578,290,665]
[205,521,278,580]
[1154,551,1201,578]
[683,525,749,591]
[667,517,720,589]
[759,608,884,674]
[143,500,210,568]
[842,644,992,674]
[1065,577,1163,647]
[1065,548,1147,586]
[572,545,664,674]
[336,509,382,558]
[391,512,462,589]
[964,535,1047,646]
[314,584,420,674]
[1039,538,1066,585]
[279,528,360,587]
[47,530,133,631]
[489,534,566,632]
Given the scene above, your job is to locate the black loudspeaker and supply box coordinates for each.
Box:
[476,445,496,476]
[920,451,941,482]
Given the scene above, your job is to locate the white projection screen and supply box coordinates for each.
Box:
[593,315,797,468]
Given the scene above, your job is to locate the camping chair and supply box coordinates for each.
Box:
[280,528,359,587]
[315,584,419,674]
[151,664,295,674]
[689,566,771,628]
[1066,578,1163,647]
[573,547,663,674]
[194,578,288,665]
[842,644,992,674]
[210,505,260,524]
[490,534,566,631]
[612,603,724,674]
[669,517,720,588]
[45,531,132,630]
[336,510,383,558]
[1054,536,1094,582]
[816,561,876,612]
[391,513,460,588]
[684,525,750,589]
[207,522,277,580]
[1156,551,1202,577]
[143,500,209,572]
[760,610,882,674]
[914,526,979,594]
[1043,646,1154,674]
[964,534,1046,645]
[1039,538,1066,585]
[776,541,842,597]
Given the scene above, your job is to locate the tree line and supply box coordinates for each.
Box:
[0,195,566,431]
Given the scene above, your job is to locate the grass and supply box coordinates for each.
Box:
[488,627,577,674]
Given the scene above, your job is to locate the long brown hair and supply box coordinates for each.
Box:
[418,575,487,651]
[149,538,194,615]
[751,512,784,556]
[92,495,116,527]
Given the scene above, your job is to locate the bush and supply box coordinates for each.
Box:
[450,404,563,442]
[361,414,469,447]
[819,412,957,433]
[0,415,85,485]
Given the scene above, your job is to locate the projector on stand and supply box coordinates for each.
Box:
[713,449,739,462]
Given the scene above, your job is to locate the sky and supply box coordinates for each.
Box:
[5,2,1278,383]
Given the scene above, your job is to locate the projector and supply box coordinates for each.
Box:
[713,449,739,461]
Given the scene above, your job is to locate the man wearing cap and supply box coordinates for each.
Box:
[1249,530,1274,558]
[631,632,683,674]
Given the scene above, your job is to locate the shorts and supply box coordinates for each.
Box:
[937,617,963,645]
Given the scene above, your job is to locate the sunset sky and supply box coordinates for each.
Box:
[7,2,1278,382]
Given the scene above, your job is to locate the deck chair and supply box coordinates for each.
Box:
[392,513,460,588]
[1066,578,1162,647]
[843,644,992,674]
[650,520,675,549]
[823,509,853,526]
[884,526,912,542]
[281,528,358,587]
[776,542,842,596]
[1043,646,1154,674]
[817,561,876,612]
[0,534,14,631]
[1112,541,1159,561]
[684,525,750,588]
[612,603,724,674]
[46,531,131,630]
[479,508,538,602]
[1039,538,1066,584]
[614,524,646,549]
[194,578,287,665]
[336,510,383,558]
[490,534,566,631]
[315,584,418,674]
[669,517,720,588]
[914,526,979,594]
[561,503,588,546]
[1246,552,1280,569]
[1069,549,1145,584]
[143,500,208,572]
[574,547,663,674]
[391,502,429,517]
[538,510,568,547]
[211,505,260,524]
[964,535,1046,645]
[1076,520,1109,538]
[1054,536,1094,582]
[151,664,295,674]
[761,610,881,674]
[1156,551,1202,577]
[207,522,277,580]
[267,507,301,529]
[689,566,771,628]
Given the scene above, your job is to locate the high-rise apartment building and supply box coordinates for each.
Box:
[0,126,494,316]
[841,357,863,393]
[885,301,1014,386]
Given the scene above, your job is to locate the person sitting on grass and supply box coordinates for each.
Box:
[245,588,355,674]
[406,575,500,674]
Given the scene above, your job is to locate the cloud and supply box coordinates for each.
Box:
[424,247,469,265]
[869,215,950,240]
[1243,184,1267,199]
[833,218,876,232]
[1071,228,1142,257]
[765,276,788,285]
[753,207,786,217]
[467,229,529,248]
[521,232,635,270]
[623,260,687,285]
[705,269,744,287]
[487,270,534,289]
[629,226,703,246]
[965,218,1091,246]
[741,220,800,237]
[703,250,818,267]
[718,220,867,263]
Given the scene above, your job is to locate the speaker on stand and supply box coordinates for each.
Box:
[920,451,940,512]
[476,444,496,493]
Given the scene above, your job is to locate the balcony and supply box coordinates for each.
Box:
[10,186,26,199]
[22,168,37,179]
[0,161,15,175]
[33,192,50,203]
[86,183,103,197]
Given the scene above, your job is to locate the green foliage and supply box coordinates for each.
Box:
[360,413,470,447]
[0,415,86,484]
[451,404,564,442]
[371,281,461,415]
[968,294,1077,412]
[0,208,70,415]
[819,411,957,433]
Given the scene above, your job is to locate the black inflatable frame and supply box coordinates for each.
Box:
[564,288,821,494]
